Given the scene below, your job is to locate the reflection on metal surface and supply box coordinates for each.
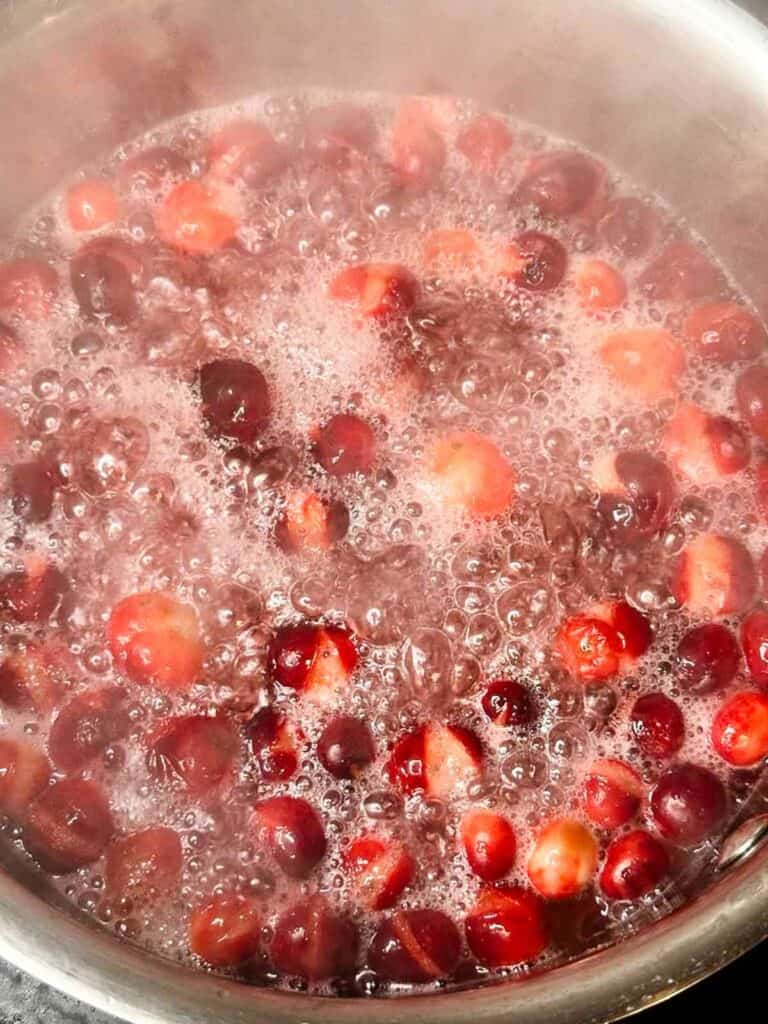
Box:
[719,815,768,871]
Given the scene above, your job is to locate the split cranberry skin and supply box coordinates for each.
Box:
[516,151,602,217]
[465,885,548,967]
[506,232,567,292]
[741,611,768,687]
[24,778,114,874]
[650,763,728,845]
[676,624,741,694]
[582,758,643,830]
[555,616,622,683]
[147,715,239,795]
[49,686,130,772]
[105,827,183,906]
[736,365,768,441]
[481,679,533,727]
[460,808,517,882]
[0,739,51,820]
[629,693,685,759]
[711,691,768,767]
[597,197,658,259]
[267,623,357,700]
[368,909,462,984]
[189,894,261,968]
[316,715,375,779]
[251,795,326,879]
[245,706,299,782]
[343,834,414,910]
[199,359,271,446]
[271,897,359,981]
[314,414,377,477]
[386,723,483,799]
[638,242,722,304]
[600,830,670,900]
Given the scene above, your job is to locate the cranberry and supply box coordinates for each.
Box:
[429,431,516,519]
[672,534,757,618]
[600,830,670,900]
[207,120,287,185]
[343,834,414,910]
[271,897,359,980]
[0,643,67,713]
[156,180,237,253]
[199,358,271,446]
[9,459,60,523]
[741,611,768,686]
[245,706,299,781]
[189,894,261,967]
[597,197,658,259]
[0,321,20,372]
[506,231,567,291]
[329,263,418,320]
[277,489,349,553]
[638,242,722,303]
[105,827,182,906]
[460,808,517,881]
[650,763,727,845]
[118,146,188,192]
[0,259,59,321]
[0,739,50,820]
[387,722,483,799]
[317,715,375,779]
[595,449,675,540]
[391,104,446,189]
[527,819,598,899]
[610,601,653,659]
[25,778,114,874]
[600,328,684,401]
[676,624,740,694]
[49,687,129,772]
[664,403,750,483]
[251,795,326,878]
[107,591,204,690]
[147,715,239,794]
[736,364,768,441]
[0,559,69,625]
[456,116,513,174]
[583,758,643,830]
[465,885,548,966]
[368,909,461,983]
[516,151,602,217]
[481,678,533,727]
[304,103,376,164]
[630,693,685,758]
[576,259,627,311]
[711,690,768,766]
[684,302,766,364]
[70,237,145,324]
[268,623,357,701]
[66,179,120,232]
[757,459,768,519]
[556,615,622,682]
[314,414,377,477]
[424,229,480,268]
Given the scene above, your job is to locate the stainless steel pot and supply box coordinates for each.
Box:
[1,0,767,1020]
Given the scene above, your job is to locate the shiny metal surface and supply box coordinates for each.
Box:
[0,1,767,1021]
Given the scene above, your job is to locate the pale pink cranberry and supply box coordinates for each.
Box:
[390,103,446,190]
[343,833,414,910]
[368,909,461,983]
[104,827,182,907]
[638,242,722,303]
[711,690,768,766]
[527,819,598,899]
[629,693,685,758]
[456,115,512,174]
[428,430,516,519]
[600,830,670,900]
[25,778,114,874]
[189,894,261,967]
[329,262,418,320]
[672,534,757,618]
[516,151,603,217]
[465,885,548,966]
[0,739,50,820]
[49,687,130,771]
[317,715,375,779]
[597,197,658,259]
[676,624,741,694]
[650,763,727,845]
[387,722,483,799]
[582,758,643,830]
[663,403,750,483]
[251,795,326,878]
[460,808,517,881]
[600,329,684,401]
[272,897,359,980]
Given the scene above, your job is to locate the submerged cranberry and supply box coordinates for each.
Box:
[597,197,658,259]
[650,763,727,845]
[245,706,299,781]
[582,758,643,830]
[600,830,670,900]
[516,151,602,217]
[0,321,20,372]
[506,231,567,292]
[66,179,120,232]
[741,611,768,686]
[684,302,766,364]
[368,909,461,983]
[49,687,129,772]
[272,897,359,980]
[9,459,60,523]
[252,795,326,878]
[0,560,69,624]
[70,237,145,324]
[314,414,377,477]
[630,693,685,759]
[118,146,188,191]
[465,885,548,967]
[25,778,114,874]
[672,534,757,618]
[189,894,261,967]
[343,834,414,910]
[207,120,287,186]
[387,723,483,799]
[199,358,271,446]
[317,715,375,779]
[481,678,533,727]
[105,826,183,906]
[638,242,722,303]
[456,115,512,174]
[736,364,768,441]
[147,715,239,794]
[0,259,59,321]
[391,104,446,189]
[304,103,376,164]
[596,450,675,540]
[0,739,50,819]
[0,643,67,713]
[676,624,740,694]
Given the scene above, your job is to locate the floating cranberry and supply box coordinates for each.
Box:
[712,690,768,766]
[304,103,376,164]
[277,489,349,553]
[597,197,658,259]
[465,885,548,966]
[676,624,740,694]
[0,739,50,819]
[481,678,533,727]
[0,643,67,712]
[0,259,59,321]
[245,706,299,781]
[147,715,239,794]
[741,611,768,686]
[516,151,602,217]
[595,449,676,541]
[672,534,757,618]
[9,459,60,523]
[650,763,727,845]
[600,328,684,401]
[315,414,377,477]
[199,358,271,446]
[0,558,69,625]
[49,687,129,772]
[329,262,418,320]
[429,430,516,519]
[343,834,414,910]
[600,830,670,900]
[456,115,512,174]
[107,591,204,690]
[630,693,685,758]
[736,364,768,441]
[556,615,622,682]
[391,103,446,189]
[368,909,461,983]
[317,715,375,779]
[638,242,722,303]
[505,231,567,292]
[156,180,237,253]
[70,236,145,324]
[189,894,261,967]
[118,146,188,192]
[25,778,114,874]
[251,795,326,878]
[684,302,766,364]
[663,403,750,483]
[207,120,287,185]
[460,808,517,881]
[576,260,627,311]
[582,758,643,830]
[387,722,483,799]
[66,179,120,232]
[268,623,357,702]
[105,826,182,906]
[527,819,598,899]
[272,897,359,980]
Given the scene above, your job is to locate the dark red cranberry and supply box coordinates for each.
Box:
[650,763,728,844]
[272,897,359,980]
[314,414,376,477]
[70,237,145,324]
[0,562,69,624]
[598,450,675,540]
[481,679,533,727]
[25,778,114,873]
[612,601,653,658]
[207,121,288,187]
[147,715,239,794]
[368,909,461,983]
[252,795,326,878]
[516,151,602,217]
[741,611,768,686]
[684,302,766,365]
[600,830,670,900]
[597,197,658,259]
[736,364,768,441]
[199,359,271,446]
[245,706,299,781]
[629,693,685,758]
[638,242,722,303]
[465,885,548,966]
[705,415,751,475]
[9,459,60,523]
[189,894,261,967]
[304,103,376,164]
[49,687,129,772]
[677,624,740,694]
[510,231,567,292]
[317,715,375,779]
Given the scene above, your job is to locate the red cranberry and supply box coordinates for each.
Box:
[271,897,359,980]
[516,151,602,217]
[650,763,727,845]
[629,693,685,758]
[0,321,20,372]
[600,830,670,900]
[611,601,653,659]
[207,120,288,186]
[9,459,60,523]
[596,450,675,540]
[465,885,548,966]
[0,560,69,624]
[460,808,517,881]
[147,715,239,794]
[268,623,357,699]
[49,687,130,772]
[576,259,627,311]
[676,624,740,694]
[199,358,271,446]
[156,181,237,253]
[304,103,376,164]
[368,909,461,983]
[314,414,377,477]
[706,415,751,475]
[245,706,299,781]
[736,364,768,441]
[527,819,598,899]
[507,231,567,292]
[189,894,261,967]
[684,302,766,364]
[556,615,622,682]
[391,105,446,190]
[481,678,533,727]
[317,715,375,779]
[597,197,658,259]
[329,263,418,320]
[638,242,722,303]
[387,723,483,799]
[105,827,182,906]
[0,259,59,321]
[0,643,66,713]
[67,180,120,232]
[712,690,768,766]
[70,237,145,324]
[582,758,643,830]
[343,834,414,910]
[741,611,768,686]
[276,489,350,553]
[118,146,188,192]
[456,116,513,174]
[251,795,326,878]
[0,739,50,820]
[25,778,114,873]
[672,534,757,618]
